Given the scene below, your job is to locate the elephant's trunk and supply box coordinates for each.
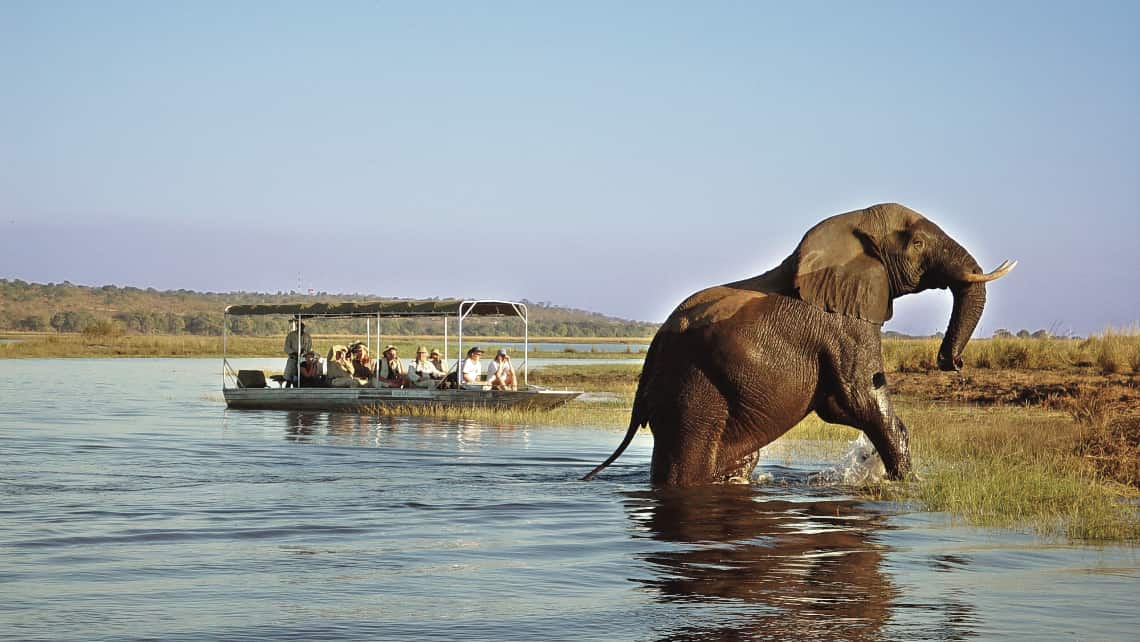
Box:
[936,251,987,372]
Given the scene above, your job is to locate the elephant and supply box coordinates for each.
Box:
[583,203,1015,486]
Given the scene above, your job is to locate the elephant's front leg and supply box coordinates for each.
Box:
[816,369,912,480]
[715,449,762,484]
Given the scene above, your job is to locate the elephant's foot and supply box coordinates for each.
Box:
[716,450,761,484]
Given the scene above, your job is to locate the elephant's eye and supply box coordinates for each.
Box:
[912,238,925,250]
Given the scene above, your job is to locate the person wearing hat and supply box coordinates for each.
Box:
[462,346,485,384]
[326,344,361,388]
[349,342,375,381]
[408,345,445,388]
[378,344,412,388]
[298,350,325,387]
[487,348,517,390]
[429,348,445,373]
[282,320,312,387]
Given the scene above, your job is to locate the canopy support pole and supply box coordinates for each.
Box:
[222,310,228,390]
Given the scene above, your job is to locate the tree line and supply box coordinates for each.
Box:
[0,279,658,338]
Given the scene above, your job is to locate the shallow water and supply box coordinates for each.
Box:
[1,359,1136,641]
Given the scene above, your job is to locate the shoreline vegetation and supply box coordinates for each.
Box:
[526,362,1139,542]
[10,331,1139,542]
[0,331,652,359]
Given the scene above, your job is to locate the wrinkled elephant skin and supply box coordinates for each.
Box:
[584,203,1015,486]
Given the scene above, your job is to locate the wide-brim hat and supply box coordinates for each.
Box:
[429,349,441,356]
[383,344,398,353]
[467,346,484,355]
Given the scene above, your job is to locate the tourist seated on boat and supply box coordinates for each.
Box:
[429,348,445,373]
[408,346,445,388]
[298,350,325,387]
[487,348,517,391]
[378,345,413,388]
[326,345,364,388]
[462,346,485,385]
[349,342,375,380]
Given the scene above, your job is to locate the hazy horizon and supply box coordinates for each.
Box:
[3,2,1137,336]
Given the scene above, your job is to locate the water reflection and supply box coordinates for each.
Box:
[626,484,929,641]
[284,410,321,440]
[282,410,380,445]
[279,411,527,453]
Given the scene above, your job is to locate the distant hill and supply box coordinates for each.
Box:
[0,279,659,338]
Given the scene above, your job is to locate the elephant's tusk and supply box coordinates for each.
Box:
[959,259,1017,283]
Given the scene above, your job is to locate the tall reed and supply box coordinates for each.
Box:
[885,404,1137,540]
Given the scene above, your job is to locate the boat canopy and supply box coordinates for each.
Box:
[224,299,524,318]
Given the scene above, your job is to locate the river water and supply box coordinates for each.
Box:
[1,359,1136,641]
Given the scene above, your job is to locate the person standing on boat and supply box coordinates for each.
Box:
[283,321,312,387]
[487,349,517,390]
[462,346,485,384]
[408,346,445,388]
[378,345,413,388]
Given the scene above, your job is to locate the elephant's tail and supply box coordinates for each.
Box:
[580,414,644,481]
[581,332,661,481]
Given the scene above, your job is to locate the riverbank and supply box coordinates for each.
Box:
[528,363,1139,541]
[0,332,650,359]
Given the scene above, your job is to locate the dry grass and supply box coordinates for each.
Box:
[1060,386,1140,489]
[6,327,1137,372]
[881,329,1140,375]
[353,364,643,427]
[359,394,635,428]
[0,332,647,360]
[529,363,642,393]
[867,403,1138,541]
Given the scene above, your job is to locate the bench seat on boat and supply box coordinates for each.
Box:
[236,369,269,388]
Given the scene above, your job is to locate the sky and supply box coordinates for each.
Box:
[1,1,1137,336]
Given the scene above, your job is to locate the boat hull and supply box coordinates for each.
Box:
[223,386,581,412]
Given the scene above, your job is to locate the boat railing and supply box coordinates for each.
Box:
[222,298,533,391]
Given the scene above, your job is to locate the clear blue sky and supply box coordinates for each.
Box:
[2,1,1137,336]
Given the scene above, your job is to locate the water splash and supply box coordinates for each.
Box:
[810,433,886,485]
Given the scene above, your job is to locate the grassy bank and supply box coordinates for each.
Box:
[7,329,1138,371]
[884,329,1140,375]
[530,364,1139,541]
[0,332,648,359]
[775,411,1138,541]
[898,404,1138,541]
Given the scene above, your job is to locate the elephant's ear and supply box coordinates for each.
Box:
[792,221,893,323]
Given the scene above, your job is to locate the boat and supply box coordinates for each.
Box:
[222,299,582,412]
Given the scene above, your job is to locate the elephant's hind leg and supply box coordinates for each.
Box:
[650,365,731,486]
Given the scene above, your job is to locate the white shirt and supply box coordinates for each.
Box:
[408,358,443,383]
[487,358,514,380]
[462,357,483,381]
